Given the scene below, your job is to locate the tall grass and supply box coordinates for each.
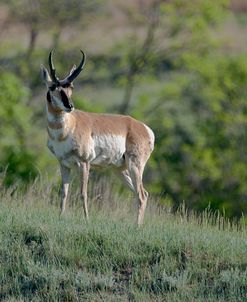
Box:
[0,176,246,301]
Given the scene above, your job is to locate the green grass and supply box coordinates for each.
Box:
[0,179,247,301]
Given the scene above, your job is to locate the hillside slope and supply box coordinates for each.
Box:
[0,181,246,302]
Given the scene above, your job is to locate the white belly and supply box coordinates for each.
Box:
[90,134,126,167]
[48,133,126,168]
[48,136,80,168]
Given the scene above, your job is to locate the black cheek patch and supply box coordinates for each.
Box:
[60,90,72,108]
[46,91,52,103]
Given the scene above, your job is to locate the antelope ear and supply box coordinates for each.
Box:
[40,65,52,85]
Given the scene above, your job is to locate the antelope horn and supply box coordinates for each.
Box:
[66,50,86,83]
[48,50,60,85]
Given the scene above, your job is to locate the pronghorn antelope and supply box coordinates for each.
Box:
[41,50,155,225]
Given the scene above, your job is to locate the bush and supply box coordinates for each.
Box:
[0,72,38,186]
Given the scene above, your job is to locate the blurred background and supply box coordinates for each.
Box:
[0,0,246,218]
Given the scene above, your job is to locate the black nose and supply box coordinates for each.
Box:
[66,103,74,112]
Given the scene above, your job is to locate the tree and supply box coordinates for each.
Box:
[6,0,100,59]
[117,0,228,114]
[7,0,45,59]
[118,0,161,114]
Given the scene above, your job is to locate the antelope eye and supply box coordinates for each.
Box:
[49,84,57,91]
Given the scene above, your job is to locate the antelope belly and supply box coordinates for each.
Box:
[91,134,126,167]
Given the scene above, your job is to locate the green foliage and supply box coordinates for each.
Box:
[0,73,38,186]
[147,54,247,216]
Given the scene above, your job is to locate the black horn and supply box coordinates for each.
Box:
[66,50,86,83]
[48,50,60,85]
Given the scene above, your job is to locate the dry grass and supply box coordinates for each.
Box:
[0,177,246,301]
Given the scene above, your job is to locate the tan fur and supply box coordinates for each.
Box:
[71,110,152,151]
[46,107,154,225]
[48,110,154,166]
[42,57,154,226]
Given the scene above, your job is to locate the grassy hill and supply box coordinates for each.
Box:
[0,179,246,301]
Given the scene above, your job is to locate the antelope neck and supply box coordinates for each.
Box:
[46,103,71,129]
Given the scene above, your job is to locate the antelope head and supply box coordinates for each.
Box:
[41,50,86,113]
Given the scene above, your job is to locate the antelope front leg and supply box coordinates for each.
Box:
[80,162,90,221]
[60,164,71,216]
